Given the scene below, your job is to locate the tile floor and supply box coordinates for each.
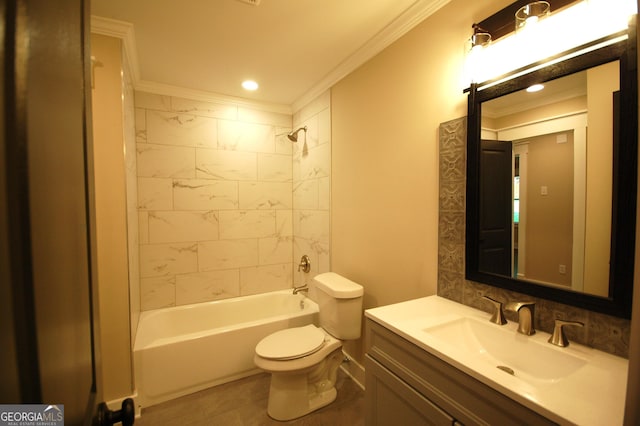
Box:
[135,369,364,425]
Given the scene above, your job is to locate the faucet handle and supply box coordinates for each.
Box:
[481,295,507,325]
[548,319,584,347]
[298,255,311,273]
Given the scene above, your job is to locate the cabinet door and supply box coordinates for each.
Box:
[365,355,454,426]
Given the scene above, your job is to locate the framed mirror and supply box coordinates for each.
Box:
[466,34,637,318]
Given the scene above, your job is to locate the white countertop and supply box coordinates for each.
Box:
[365,295,629,426]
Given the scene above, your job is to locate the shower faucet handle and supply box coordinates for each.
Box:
[298,255,311,273]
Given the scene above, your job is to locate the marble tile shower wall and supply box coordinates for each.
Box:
[134,91,294,310]
[292,92,331,287]
[438,117,631,358]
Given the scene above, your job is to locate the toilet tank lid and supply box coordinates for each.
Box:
[313,272,363,298]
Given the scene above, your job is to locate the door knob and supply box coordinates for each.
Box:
[94,398,135,426]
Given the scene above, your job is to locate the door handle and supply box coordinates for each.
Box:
[94,398,135,426]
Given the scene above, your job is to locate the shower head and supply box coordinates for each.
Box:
[287,126,307,142]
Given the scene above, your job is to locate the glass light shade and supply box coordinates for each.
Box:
[516,1,551,32]
[471,32,492,49]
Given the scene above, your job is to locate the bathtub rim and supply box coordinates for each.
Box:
[134,289,319,351]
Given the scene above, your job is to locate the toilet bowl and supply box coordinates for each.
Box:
[254,324,344,420]
[254,272,363,421]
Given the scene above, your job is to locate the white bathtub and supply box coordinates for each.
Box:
[133,290,319,408]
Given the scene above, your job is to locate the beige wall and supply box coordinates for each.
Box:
[525,132,574,286]
[584,61,619,294]
[91,34,134,401]
[331,0,513,363]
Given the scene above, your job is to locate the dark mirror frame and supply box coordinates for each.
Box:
[466,27,638,318]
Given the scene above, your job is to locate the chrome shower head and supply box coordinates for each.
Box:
[287,126,307,142]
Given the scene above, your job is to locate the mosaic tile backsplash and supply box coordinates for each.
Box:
[437,117,631,358]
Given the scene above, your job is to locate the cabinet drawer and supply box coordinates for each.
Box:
[365,355,454,426]
[366,319,554,426]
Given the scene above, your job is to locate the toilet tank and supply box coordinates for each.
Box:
[313,272,364,340]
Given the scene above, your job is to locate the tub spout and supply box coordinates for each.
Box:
[293,284,309,295]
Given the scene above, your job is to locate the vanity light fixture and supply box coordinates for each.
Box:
[526,83,545,92]
[241,80,259,91]
[515,1,550,32]
[470,24,492,51]
[465,25,492,84]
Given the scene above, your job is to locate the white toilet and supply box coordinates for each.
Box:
[254,272,364,421]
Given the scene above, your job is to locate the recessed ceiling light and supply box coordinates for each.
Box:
[526,83,544,93]
[242,80,259,91]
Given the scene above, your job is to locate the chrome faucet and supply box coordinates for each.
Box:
[548,319,584,347]
[505,301,536,335]
[481,295,507,325]
[293,284,309,295]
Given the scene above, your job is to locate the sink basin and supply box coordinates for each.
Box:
[365,295,629,426]
[423,317,586,385]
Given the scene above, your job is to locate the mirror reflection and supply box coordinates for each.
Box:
[479,60,620,297]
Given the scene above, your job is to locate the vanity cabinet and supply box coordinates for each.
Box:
[364,319,554,426]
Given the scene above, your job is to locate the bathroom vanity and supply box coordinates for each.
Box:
[364,296,628,426]
[365,319,551,425]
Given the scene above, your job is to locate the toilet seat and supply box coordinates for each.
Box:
[255,324,325,360]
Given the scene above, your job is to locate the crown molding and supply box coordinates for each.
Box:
[91,15,141,84]
[291,0,451,112]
